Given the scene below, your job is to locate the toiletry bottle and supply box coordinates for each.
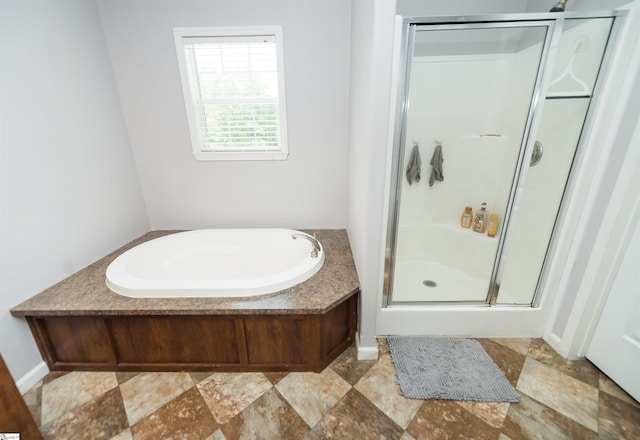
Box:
[487,213,499,237]
[473,203,488,233]
[461,207,473,228]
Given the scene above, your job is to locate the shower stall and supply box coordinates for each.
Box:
[383,12,622,311]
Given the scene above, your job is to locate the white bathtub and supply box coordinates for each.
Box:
[106,229,325,298]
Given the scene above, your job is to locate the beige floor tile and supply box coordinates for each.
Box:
[517,357,599,431]
[119,372,194,425]
[455,400,511,429]
[41,371,118,425]
[197,372,272,424]
[276,367,351,427]
[205,429,227,440]
[303,428,323,440]
[527,339,599,387]
[221,388,309,439]
[354,353,422,429]
[502,392,598,440]
[312,388,404,440]
[22,380,42,426]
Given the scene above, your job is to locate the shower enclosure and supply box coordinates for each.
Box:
[384,12,621,307]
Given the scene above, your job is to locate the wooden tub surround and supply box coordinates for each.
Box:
[11,230,360,373]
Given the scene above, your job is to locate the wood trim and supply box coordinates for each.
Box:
[234,318,249,366]
[26,318,55,367]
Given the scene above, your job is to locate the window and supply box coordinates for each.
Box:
[174,26,288,161]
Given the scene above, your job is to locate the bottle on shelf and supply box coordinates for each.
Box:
[461,207,473,228]
[473,202,488,233]
[487,213,499,237]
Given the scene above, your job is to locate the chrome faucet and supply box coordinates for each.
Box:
[291,233,321,258]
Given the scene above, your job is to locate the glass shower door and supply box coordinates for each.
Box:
[387,22,552,304]
[496,17,614,305]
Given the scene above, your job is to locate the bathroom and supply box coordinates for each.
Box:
[2,0,640,433]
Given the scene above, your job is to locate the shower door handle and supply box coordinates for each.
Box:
[530,141,543,167]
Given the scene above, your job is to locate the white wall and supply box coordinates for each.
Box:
[526,0,635,12]
[397,0,529,17]
[0,0,149,383]
[347,0,397,354]
[97,0,351,230]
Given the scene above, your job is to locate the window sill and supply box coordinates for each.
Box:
[193,150,289,161]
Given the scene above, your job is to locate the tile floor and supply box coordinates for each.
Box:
[22,338,640,440]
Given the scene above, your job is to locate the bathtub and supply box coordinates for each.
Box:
[106,229,325,298]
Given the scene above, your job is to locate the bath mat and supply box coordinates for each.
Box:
[387,337,519,402]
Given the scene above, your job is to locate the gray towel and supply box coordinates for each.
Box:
[429,144,444,187]
[406,144,421,185]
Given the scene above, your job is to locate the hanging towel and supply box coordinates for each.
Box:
[429,143,444,187]
[406,144,422,185]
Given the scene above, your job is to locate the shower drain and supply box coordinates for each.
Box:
[423,280,437,288]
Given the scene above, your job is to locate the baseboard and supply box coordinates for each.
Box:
[356,332,379,360]
[16,361,48,394]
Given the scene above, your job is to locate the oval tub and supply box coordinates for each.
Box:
[106,229,325,298]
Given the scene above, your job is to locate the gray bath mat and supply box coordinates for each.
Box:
[388,337,519,403]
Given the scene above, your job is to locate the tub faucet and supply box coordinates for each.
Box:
[292,233,321,258]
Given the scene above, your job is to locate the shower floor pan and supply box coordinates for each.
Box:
[391,260,489,303]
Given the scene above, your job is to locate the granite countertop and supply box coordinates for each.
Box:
[11,229,360,317]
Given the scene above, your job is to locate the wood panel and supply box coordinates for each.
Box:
[108,316,241,365]
[243,316,312,366]
[36,317,115,366]
[321,299,351,356]
[320,294,358,364]
[0,354,43,439]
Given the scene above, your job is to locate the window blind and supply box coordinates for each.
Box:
[183,35,281,151]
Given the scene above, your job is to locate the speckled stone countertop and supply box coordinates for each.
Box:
[11,229,360,317]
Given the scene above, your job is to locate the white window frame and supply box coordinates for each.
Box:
[174,26,288,161]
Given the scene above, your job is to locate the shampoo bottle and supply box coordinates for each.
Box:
[487,213,499,237]
[461,207,473,228]
[473,203,488,233]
